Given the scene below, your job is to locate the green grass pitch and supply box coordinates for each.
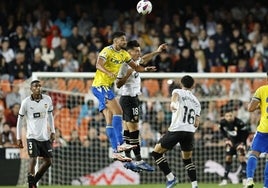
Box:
[0,183,263,188]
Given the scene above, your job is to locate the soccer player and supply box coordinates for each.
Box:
[91,31,156,162]
[16,80,55,188]
[245,72,268,188]
[218,109,249,186]
[116,40,167,172]
[151,75,201,188]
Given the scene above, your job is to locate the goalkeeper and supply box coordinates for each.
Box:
[218,108,249,186]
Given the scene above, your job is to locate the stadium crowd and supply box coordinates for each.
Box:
[0,0,266,147]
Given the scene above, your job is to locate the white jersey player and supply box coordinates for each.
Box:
[116,40,168,172]
[16,80,55,188]
[152,75,201,188]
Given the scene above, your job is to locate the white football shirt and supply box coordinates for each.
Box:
[168,89,201,132]
[19,94,54,141]
[117,58,142,97]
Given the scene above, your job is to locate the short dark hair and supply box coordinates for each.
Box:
[31,80,40,86]
[111,31,126,40]
[126,40,140,50]
[181,75,194,89]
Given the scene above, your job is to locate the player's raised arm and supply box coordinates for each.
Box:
[141,43,168,64]
[128,59,157,72]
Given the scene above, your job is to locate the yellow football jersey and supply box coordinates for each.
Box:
[253,85,268,133]
[92,45,132,87]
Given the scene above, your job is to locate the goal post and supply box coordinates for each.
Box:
[16,72,266,185]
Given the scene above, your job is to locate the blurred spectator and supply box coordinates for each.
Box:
[35,11,53,37]
[30,50,48,72]
[68,129,81,147]
[68,25,85,54]
[15,37,33,63]
[57,49,79,72]
[140,121,161,147]
[79,50,97,72]
[46,25,61,49]
[209,79,227,97]
[34,37,55,71]
[1,37,15,64]
[77,100,98,126]
[0,54,9,80]
[229,78,251,102]
[5,84,21,109]
[205,13,217,36]
[230,27,246,53]
[198,29,209,50]
[152,51,173,72]
[8,52,30,80]
[53,37,72,62]
[185,14,204,36]
[173,47,196,72]
[28,27,42,50]
[256,34,268,71]
[247,22,261,45]
[77,11,93,39]
[9,25,25,50]
[54,10,74,38]
[194,49,206,72]
[5,103,20,132]
[237,57,251,72]
[0,122,16,147]
[249,51,264,72]
[204,38,222,72]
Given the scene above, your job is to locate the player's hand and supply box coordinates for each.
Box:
[157,43,168,53]
[108,72,117,78]
[17,139,23,148]
[50,133,56,143]
[145,66,157,72]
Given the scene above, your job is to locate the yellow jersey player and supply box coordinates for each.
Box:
[245,72,268,188]
[91,31,156,162]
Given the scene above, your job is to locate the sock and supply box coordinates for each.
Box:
[112,115,123,145]
[264,161,268,187]
[34,171,44,184]
[123,130,131,158]
[130,130,141,161]
[28,173,35,185]
[246,154,258,178]
[192,180,198,188]
[241,161,247,178]
[183,158,197,182]
[166,172,175,181]
[106,125,118,152]
[224,161,232,179]
[152,151,171,176]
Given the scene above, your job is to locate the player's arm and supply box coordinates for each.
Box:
[16,114,24,148]
[128,59,156,72]
[116,68,134,88]
[194,115,200,128]
[141,43,168,65]
[247,98,260,112]
[170,92,179,112]
[48,111,56,142]
[96,56,116,78]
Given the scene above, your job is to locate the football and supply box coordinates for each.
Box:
[136,0,152,15]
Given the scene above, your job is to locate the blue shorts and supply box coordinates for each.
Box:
[251,132,268,153]
[92,86,115,112]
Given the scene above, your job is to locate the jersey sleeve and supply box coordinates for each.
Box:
[19,99,27,116]
[98,47,109,60]
[117,63,129,79]
[124,51,132,64]
[253,87,261,101]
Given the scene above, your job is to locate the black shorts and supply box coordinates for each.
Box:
[158,131,194,151]
[119,96,140,123]
[27,139,53,158]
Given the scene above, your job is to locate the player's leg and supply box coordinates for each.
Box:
[27,139,38,188]
[34,140,53,185]
[152,132,177,188]
[180,132,198,188]
[236,143,247,185]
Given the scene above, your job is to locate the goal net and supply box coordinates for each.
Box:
[16,72,266,186]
